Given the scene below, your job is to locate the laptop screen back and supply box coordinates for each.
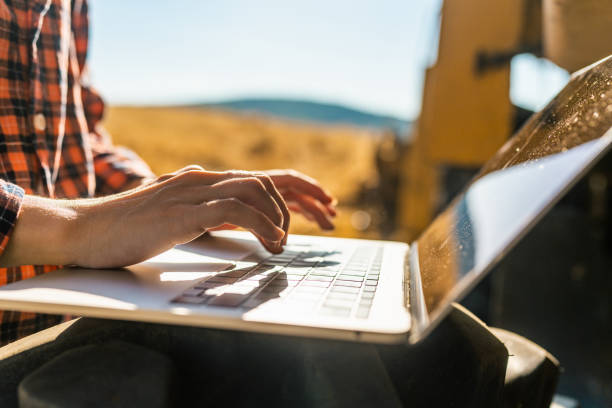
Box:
[415,55,612,334]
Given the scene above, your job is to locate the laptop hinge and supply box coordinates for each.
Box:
[407,242,430,344]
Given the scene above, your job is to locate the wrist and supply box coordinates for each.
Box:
[1,196,83,267]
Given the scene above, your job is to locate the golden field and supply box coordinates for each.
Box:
[103,106,382,238]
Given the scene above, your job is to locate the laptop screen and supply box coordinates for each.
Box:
[416,55,612,326]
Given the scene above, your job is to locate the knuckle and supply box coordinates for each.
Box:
[256,173,273,185]
[156,172,174,181]
[226,170,248,179]
[183,165,204,172]
[245,177,266,192]
[176,169,203,183]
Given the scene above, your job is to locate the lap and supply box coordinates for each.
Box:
[0,304,508,407]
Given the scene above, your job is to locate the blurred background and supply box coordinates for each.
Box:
[88,0,567,240]
[88,1,611,406]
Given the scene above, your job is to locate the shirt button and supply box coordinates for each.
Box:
[33,113,46,132]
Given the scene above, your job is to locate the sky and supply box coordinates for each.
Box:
[88,0,569,120]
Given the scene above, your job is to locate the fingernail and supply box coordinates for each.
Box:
[273,227,285,240]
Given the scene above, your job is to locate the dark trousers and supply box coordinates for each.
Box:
[0,304,510,407]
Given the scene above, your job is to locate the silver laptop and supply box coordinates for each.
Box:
[0,56,610,345]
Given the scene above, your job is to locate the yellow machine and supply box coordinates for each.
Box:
[395,0,612,241]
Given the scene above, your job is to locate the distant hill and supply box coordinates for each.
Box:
[197,98,411,131]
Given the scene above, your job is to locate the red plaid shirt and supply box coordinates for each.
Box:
[0,0,154,344]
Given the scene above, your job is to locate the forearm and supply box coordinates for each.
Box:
[0,196,84,267]
[0,169,289,270]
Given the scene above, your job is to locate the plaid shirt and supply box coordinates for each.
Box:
[0,0,154,344]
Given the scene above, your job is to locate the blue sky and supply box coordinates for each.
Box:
[88,0,569,120]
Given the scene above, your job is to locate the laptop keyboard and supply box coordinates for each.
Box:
[172,246,383,319]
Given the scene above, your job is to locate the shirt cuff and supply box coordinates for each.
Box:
[0,181,25,257]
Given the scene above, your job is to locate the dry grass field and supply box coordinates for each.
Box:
[103,106,382,238]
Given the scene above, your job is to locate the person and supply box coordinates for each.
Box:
[0,0,336,345]
[0,4,553,406]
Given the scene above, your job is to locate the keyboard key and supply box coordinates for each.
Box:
[208,293,250,307]
[262,284,290,293]
[282,274,305,282]
[252,265,280,273]
[207,276,239,284]
[359,298,373,307]
[301,280,330,288]
[294,286,328,294]
[233,280,264,288]
[362,285,377,292]
[305,275,334,282]
[346,262,368,268]
[299,250,328,258]
[330,286,360,294]
[182,288,203,297]
[172,295,207,304]
[333,280,362,288]
[309,270,337,277]
[337,275,363,282]
[360,291,375,299]
[290,260,319,267]
[268,254,296,261]
[344,268,368,274]
[365,279,378,286]
[222,267,254,278]
[284,267,311,276]
[340,272,367,279]
[268,278,299,287]
[195,280,224,289]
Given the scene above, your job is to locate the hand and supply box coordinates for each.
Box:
[2,168,291,268]
[208,169,337,244]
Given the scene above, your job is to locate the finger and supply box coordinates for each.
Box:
[284,190,334,230]
[270,170,335,205]
[163,175,284,231]
[195,198,285,246]
[206,177,284,230]
[282,183,336,219]
[324,202,337,217]
[251,173,290,246]
[251,232,284,254]
[165,169,289,249]
[206,224,279,253]
[171,170,290,231]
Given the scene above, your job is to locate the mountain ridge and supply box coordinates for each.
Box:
[194,98,411,130]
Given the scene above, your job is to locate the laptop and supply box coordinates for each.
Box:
[0,56,610,345]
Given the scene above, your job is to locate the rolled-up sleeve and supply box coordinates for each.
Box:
[0,180,24,257]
